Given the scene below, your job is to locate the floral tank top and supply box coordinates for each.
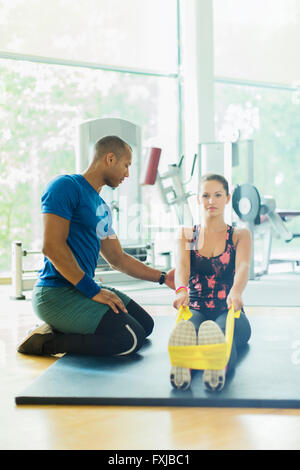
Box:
[189,224,236,315]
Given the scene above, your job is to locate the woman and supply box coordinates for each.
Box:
[169,174,252,392]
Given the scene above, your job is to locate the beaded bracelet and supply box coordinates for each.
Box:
[175,285,189,294]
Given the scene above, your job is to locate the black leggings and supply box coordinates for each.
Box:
[189,308,251,372]
[43,299,154,357]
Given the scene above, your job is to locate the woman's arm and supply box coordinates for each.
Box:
[227,228,252,310]
[173,226,193,309]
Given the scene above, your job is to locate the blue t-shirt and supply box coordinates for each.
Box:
[36,174,115,288]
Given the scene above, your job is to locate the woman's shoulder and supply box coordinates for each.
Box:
[232,225,252,244]
[177,225,197,243]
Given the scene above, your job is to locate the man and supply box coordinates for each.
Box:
[18,136,174,357]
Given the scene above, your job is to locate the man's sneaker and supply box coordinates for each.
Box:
[198,320,226,392]
[168,320,197,390]
[17,323,55,356]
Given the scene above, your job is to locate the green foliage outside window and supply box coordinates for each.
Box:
[0,58,178,274]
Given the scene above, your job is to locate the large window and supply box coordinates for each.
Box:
[215,82,300,206]
[0,0,178,73]
[213,0,300,269]
[0,0,180,277]
[213,0,300,86]
[215,81,300,266]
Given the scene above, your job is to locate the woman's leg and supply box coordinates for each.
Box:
[188,309,207,332]
[197,319,227,391]
[168,308,206,390]
[215,309,251,372]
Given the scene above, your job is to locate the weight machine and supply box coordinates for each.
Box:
[232,183,300,279]
[228,140,300,279]
[141,147,197,227]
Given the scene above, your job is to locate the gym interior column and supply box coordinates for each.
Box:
[193,1,231,223]
[194,0,216,173]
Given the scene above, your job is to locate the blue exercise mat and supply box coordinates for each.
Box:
[15,315,300,408]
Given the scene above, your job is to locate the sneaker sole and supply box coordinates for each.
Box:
[198,320,226,392]
[17,323,54,355]
[168,320,197,390]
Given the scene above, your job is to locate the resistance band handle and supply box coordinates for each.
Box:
[75,273,101,298]
[176,305,193,323]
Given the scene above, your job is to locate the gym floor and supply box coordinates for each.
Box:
[1,286,300,451]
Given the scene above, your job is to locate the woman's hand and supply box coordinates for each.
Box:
[92,288,128,314]
[173,289,189,310]
[227,288,243,311]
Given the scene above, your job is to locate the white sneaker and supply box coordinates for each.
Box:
[17,323,55,355]
[168,320,197,390]
[198,320,226,392]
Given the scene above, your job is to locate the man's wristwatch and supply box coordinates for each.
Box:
[158,271,166,285]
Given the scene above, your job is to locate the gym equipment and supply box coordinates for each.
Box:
[15,315,300,409]
[232,184,261,225]
[198,140,237,184]
[142,140,254,227]
[142,147,197,226]
[168,305,241,370]
[140,147,161,186]
[10,240,155,300]
[11,242,26,300]
[96,244,154,270]
[77,117,142,245]
[232,183,300,279]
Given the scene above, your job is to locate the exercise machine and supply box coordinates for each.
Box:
[232,183,300,279]
[77,117,143,245]
[141,147,197,226]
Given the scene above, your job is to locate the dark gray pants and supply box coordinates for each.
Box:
[43,299,154,357]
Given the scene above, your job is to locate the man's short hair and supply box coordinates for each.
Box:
[94,136,132,160]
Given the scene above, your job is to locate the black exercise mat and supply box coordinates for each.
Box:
[15,315,300,408]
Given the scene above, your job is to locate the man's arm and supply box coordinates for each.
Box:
[100,236,173,285]
[42,213,128,313]
[42,213,84,284]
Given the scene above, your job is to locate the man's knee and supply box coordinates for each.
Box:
[96,309,147,356]
[114,322,146,356]
[144,316,154,337]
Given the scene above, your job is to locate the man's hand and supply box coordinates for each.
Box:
[92,289,128,314]
[164,268,175,290]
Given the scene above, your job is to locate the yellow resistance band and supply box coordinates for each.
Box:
[168,305,241,370]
